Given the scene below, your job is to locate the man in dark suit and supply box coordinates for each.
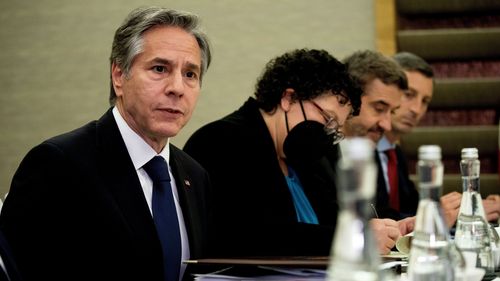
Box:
[341,50,417,252]
[0,7,212,281]
[377,52,477,228]
[374,52,433,220]
[375,137,420,220]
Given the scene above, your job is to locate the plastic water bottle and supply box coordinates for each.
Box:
[407,145,454,281]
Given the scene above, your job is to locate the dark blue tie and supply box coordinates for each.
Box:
[143,156,181,281]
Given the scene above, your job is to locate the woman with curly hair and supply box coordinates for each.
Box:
[184,49,361,257]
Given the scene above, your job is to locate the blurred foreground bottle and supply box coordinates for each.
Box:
[407,145,455,281]
[326,138,385,281]
[454,147,495,276]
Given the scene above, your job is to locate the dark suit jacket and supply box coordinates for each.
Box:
[183,97,339,257]
[374,145,419,220]
[0,108,211,281]
[0,231,22,281]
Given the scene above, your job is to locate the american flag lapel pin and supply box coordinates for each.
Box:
[184,179,191,188]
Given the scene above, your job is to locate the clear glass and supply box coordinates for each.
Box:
[490,224,500,271]
[326,138,385,281]
[407,145,455,281]
[454,148,495,273]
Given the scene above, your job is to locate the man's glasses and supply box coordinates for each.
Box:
[310,101,345,144]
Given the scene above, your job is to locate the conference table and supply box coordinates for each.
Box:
[186,253,500,281]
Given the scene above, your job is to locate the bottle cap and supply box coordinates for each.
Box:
[461,147,478,159]
[342,137,374,160]
[418,145,441,160]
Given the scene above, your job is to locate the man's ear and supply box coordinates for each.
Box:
[111,63,124,97]
[280,88,295,112]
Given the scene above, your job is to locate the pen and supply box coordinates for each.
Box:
[370,203,379,218]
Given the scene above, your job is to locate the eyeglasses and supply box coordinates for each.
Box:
[335,92,351,106]
[310,101,345,144]
[335,92,355,116]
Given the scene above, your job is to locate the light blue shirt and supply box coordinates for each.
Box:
[377,135,396,193]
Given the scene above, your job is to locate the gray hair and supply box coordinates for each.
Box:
[343,50,408,94]
[109,6,212,105]
[392,52,434,79]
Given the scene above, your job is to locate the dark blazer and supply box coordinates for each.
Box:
[184,97,339,258]
[0,108,211,281]
[374,145,419,220]
[0,231,22,281]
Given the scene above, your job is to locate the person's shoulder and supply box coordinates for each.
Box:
[182,119,235,164]
[171,144,197,164]
[185,111,248,148]
[170,144,209,175]
[199,117,243,137]
[17,120,100,169]
[41,109,118,152]
[45,120,99,146]
[28,120,100,162]
[188,98,260,140]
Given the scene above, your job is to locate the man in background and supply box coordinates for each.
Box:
[341,49,414,253]
[375,52,435,221]
[376,52,483,228]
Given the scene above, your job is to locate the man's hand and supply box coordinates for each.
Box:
[370,218,401,255]
[397,216,415,235]
[483,194,500,222]
[440,191,462,228]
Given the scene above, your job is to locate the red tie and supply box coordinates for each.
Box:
[385,149,400,211]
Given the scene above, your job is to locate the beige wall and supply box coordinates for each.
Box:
[0,0,375,196]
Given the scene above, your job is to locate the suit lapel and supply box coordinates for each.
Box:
[95,109,159,245]
[395,145,414,199]
[375,150,390,204]
[168,146,203,256]
[170,144,209,258]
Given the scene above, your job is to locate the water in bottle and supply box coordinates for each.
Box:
[327,138,385,281]
[407,145,454,281]
[454,147,495,275]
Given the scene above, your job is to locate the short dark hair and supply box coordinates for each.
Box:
[254,49,361,116]
[343,50,408,93]
[393,52,434,78]
[109,7,212,105]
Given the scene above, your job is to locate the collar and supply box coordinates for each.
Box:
[112,106,170,170]
[377,135,395,152]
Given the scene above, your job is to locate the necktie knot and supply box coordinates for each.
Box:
[143,156,171,183]
[385,148,397,162]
